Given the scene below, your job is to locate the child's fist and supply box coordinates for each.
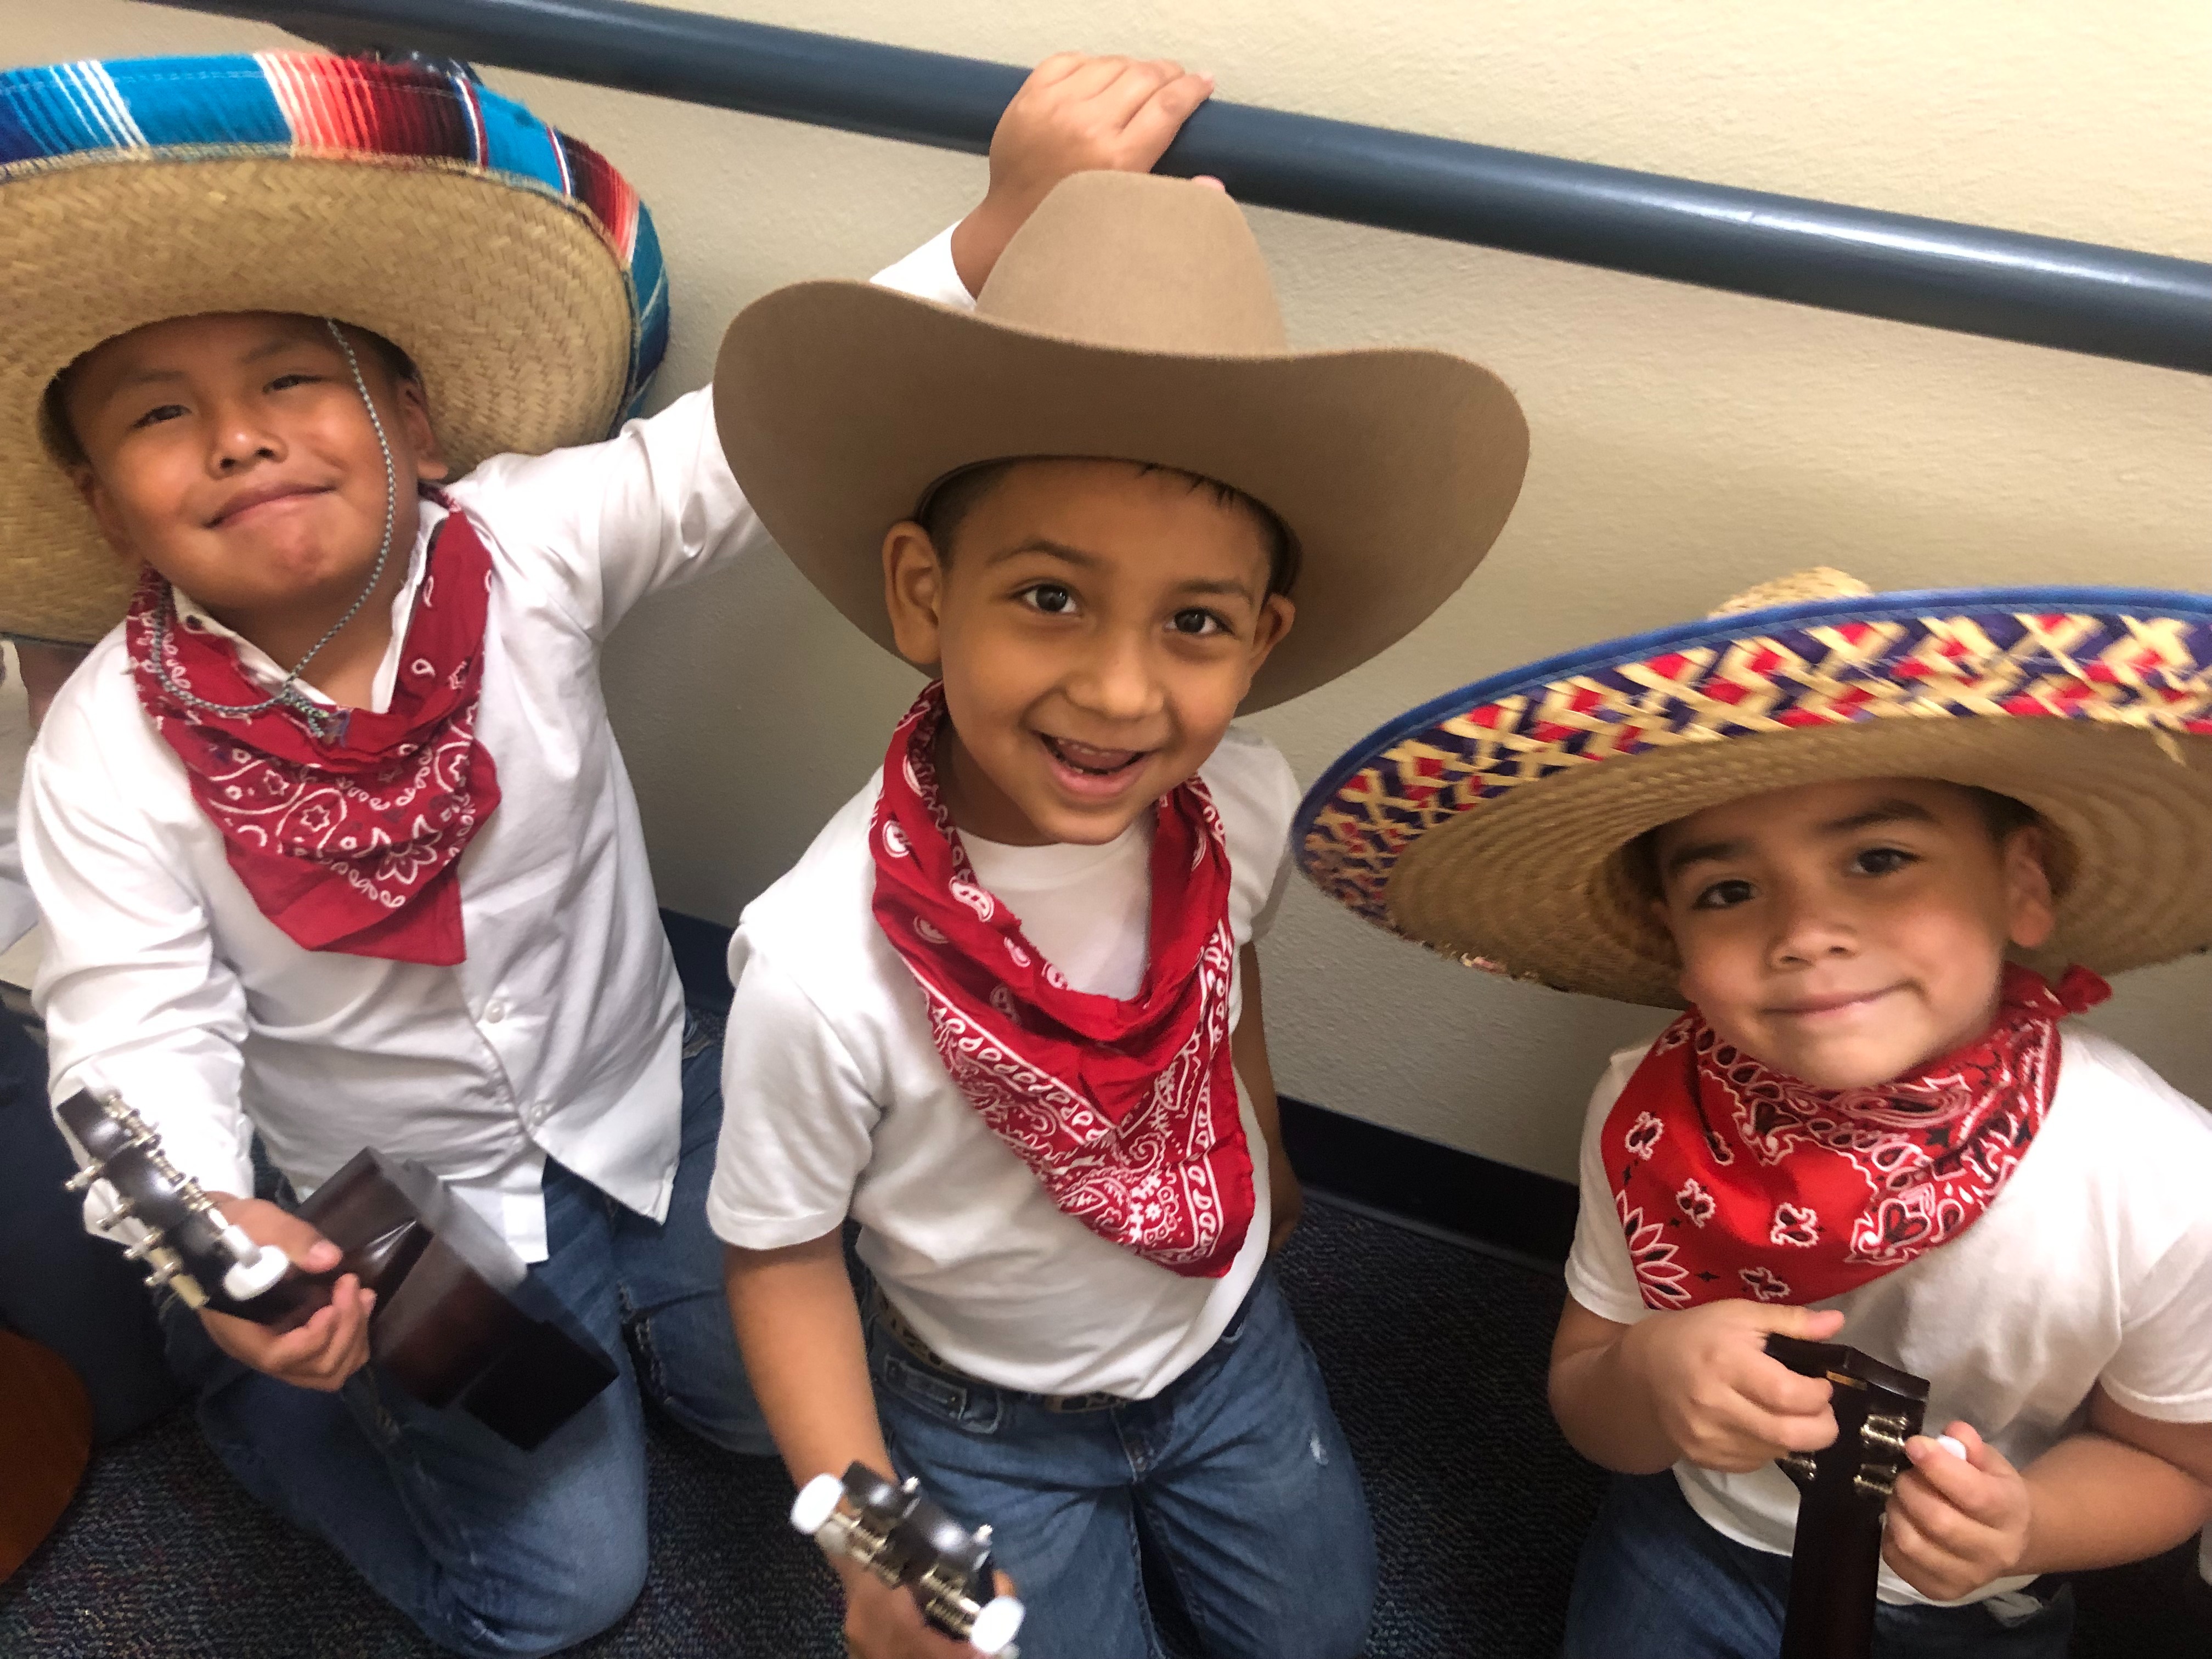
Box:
[951,53,1216,294]
[1882,1422,2032,1602]
[1624,1300,1846,1473]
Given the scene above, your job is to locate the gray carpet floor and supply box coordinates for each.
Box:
[3,1197,2206,1657]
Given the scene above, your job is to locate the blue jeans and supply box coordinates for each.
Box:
[163,1029,770,1657]
[867,1266,1377,1659]
[0,1002,180,1443]
[1562,1471,2074,1659]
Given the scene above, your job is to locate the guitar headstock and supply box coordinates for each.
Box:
[1766,1334,1931,1506]
[791,1462,1024,1656]
[54,1091,289,1309]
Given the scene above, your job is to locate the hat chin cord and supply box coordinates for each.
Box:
[146,317,399,740]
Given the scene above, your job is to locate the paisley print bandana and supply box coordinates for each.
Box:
[126,505,501,965]
[868,683,1255,1277]
[1604,962,2108,1310]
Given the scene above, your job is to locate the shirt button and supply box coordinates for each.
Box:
[484,1001,507,1025]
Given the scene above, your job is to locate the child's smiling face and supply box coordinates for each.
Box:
[1649,776,2057,1089]
[882,458,1294,847]
[59,311,445,636]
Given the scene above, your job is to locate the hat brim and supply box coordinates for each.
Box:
[1295,588,2212,1005]
[712,280,1530,712]
[4,155,639,644]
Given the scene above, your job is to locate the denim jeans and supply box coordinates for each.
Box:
[867,1266,1378,1659]
[1562,1471,2074,1659]
[162,1027,771,1658]
[0,1002,180,1443]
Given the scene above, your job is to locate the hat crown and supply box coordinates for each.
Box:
[974,172,1290,357]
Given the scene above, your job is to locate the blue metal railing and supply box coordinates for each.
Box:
[156,0,2212,374]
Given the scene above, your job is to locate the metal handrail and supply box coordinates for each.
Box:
[157,0,2212,374]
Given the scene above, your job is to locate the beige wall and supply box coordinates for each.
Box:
[9,2,2210,1180]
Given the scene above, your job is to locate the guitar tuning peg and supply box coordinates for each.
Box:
[1779,1452,1819,1480]
[64,1162,106,1193]
[122,1230,166,1261]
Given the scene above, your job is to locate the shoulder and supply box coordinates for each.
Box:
[2050,1028,2212,1173]
[732,770,905,1016]
[1198,724,1299,876]
[28,629,163,786]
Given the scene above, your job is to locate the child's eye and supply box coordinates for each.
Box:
[1019,583,1076,616]
[1169,608,1230,637]
[1691,877,1757,911]
[129,403,189,430]
[268,373,321,392]
[1853,845,1917,877]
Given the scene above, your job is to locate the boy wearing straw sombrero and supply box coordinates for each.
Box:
[5,47,1216,1656]
[1297,570,2212,1657]
[703,173,1528,1658]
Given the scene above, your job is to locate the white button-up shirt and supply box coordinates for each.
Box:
[22,229,970,1260]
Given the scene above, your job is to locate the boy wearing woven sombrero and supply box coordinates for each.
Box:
[5,47,1218,1656]
[1297,571,2212,1657]
[703,173,1527,1658]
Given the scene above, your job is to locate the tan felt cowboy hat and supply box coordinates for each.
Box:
[1,52,668,645]
[712,170,1530,712]
[1296,569,2212,1006]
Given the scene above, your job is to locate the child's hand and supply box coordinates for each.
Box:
[838,1558,1014,1659]
[195,1194,374,1392]
[1882,1422,2032,1601]
[1622,1300,1846,1472]
[950,52,1216,294]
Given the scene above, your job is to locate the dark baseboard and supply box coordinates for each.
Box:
[662,907,1577,1269]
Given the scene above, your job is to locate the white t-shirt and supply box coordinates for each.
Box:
[707,725,1297,1400]
[1565,1027,2212,1606]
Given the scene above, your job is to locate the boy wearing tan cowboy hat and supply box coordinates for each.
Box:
[703,170,1528,1658]
[1297,570,2212,1657]
[5,46,1216,1656]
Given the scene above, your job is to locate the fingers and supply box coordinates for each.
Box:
[215,1193,341,1273]
[202,1275,374,1390]
[1757,1302,1848,1341]
[1738,1356,1837,1418]
[1119,71,1215,168]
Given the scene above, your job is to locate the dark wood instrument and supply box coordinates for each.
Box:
[57,1091,616,1451]
[792,1462,1026,1656]
[0,1329,92,1581]
[1766,1334,1931,1659]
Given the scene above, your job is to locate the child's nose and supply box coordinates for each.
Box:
[1767,883,1856,966]
[1064,633,1164,723]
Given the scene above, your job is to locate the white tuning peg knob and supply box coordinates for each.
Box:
[218,1229,291,1301]
[789,1473,846,1539]
[969,1595,1025,1656]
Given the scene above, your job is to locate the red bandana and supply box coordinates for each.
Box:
[126,504,502,966]
[1604,963,2108,1311]
[869,685,1255,1277]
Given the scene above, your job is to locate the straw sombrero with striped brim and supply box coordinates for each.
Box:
[2,52,669,644]
[1295,569,2212,1007]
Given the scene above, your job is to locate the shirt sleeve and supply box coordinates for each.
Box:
[706,938,882,1251]
[1562,1049,1652,1327]
[2099,1167,2212,1424]
[20,696,255,1209]
[450,223,978,640]
[1206,725,1301,947]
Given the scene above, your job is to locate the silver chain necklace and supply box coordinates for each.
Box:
[148,318,399,742]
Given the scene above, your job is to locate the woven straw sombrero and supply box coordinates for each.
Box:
[2,52,669,644]
[1295,569,2212,1007]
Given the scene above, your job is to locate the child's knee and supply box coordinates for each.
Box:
[423,1536,648,1658]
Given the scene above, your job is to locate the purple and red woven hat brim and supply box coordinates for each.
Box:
[1295,585,2212,992]
[0,53,668,418]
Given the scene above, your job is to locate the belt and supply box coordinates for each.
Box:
[868,1285,1124,1414]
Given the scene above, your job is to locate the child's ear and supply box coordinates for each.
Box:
[2000,824,2058,951]
[395,377,448,483]
[1246,593,1295,673]
[882,521,947,669]
[70,463,137,560]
